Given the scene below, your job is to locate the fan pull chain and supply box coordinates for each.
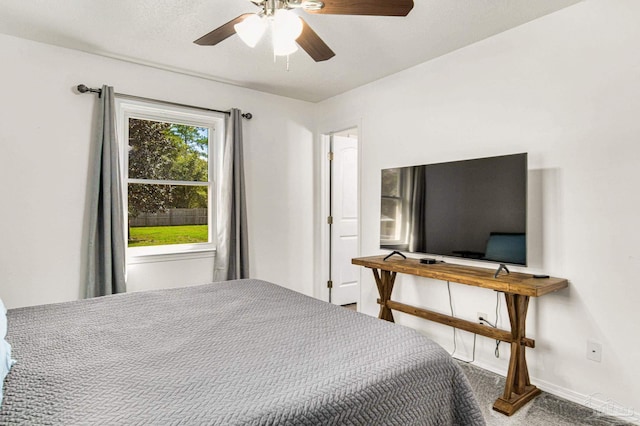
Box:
[271,52,292,71]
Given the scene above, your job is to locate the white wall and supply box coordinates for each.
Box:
[317,0,640,418]
[0,33,316,308]
[2,0,639,418]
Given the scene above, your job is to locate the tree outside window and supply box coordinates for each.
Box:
[127,118,211,248]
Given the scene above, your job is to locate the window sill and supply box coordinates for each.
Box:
[127,248,216,265]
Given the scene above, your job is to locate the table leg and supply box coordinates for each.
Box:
[493,293,541,415]
[372,269,396,322]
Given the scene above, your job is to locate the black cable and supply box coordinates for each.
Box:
[479,317,496,328]
[478,315,502,358]
[495,292,501,358]
[478,293,503,358]
[447,281,457,356]
[447,281,477,363]
[458,333,477,364]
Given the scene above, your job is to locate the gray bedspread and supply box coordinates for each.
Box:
[1,279,484,425]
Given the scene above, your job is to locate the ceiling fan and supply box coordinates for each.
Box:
[194,0,414,62]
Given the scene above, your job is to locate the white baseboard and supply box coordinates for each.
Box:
[469,360,640,425]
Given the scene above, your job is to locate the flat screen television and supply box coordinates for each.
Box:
[380,153,527,266]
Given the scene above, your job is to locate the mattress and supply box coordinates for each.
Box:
[1,279,485,425]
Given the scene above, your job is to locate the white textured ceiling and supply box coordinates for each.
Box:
[0,0,582,102]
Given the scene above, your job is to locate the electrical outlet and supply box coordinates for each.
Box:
[587,340,602,362]
[477,312,488,323]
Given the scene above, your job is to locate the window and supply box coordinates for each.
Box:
[116,99,224,260]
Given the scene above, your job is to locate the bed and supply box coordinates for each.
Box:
[1,279,485,425]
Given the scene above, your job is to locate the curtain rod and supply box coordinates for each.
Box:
[76,84,253,120]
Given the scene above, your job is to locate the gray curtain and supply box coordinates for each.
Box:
[214,109,249,281]
[86,85,126,298]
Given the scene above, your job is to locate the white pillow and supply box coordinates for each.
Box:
[0,298,6,339]
[0,298,14,405]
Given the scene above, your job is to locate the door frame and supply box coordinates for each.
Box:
[316,120,362,305]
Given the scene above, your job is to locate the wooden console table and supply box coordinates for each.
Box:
[352,255,568,416]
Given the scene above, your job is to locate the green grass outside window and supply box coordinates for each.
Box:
[129,225,208,247]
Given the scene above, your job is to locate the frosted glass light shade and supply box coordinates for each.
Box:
[273,9,303,41]
[234,14,267,47]
[273,37,299,56]
[272,9,302,56]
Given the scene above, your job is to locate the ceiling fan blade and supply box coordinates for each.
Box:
[297,19,335,62]
[306,0,413,16]
[194,14,254,45]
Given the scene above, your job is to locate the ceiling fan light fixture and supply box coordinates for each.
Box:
[195,0,414,63]
[234,14,267,47]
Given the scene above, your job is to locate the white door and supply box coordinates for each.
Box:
[330,134,359,305]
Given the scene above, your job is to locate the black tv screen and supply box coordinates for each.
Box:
[380,153,527,266]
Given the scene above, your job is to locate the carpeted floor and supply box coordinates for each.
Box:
[342,303,357,311]
[457,362,636,425]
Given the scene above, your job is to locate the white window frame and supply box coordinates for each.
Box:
[115,98,225,263]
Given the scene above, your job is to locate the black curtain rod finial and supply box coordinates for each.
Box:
[242,112,253,120]
[77,84,102,95]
